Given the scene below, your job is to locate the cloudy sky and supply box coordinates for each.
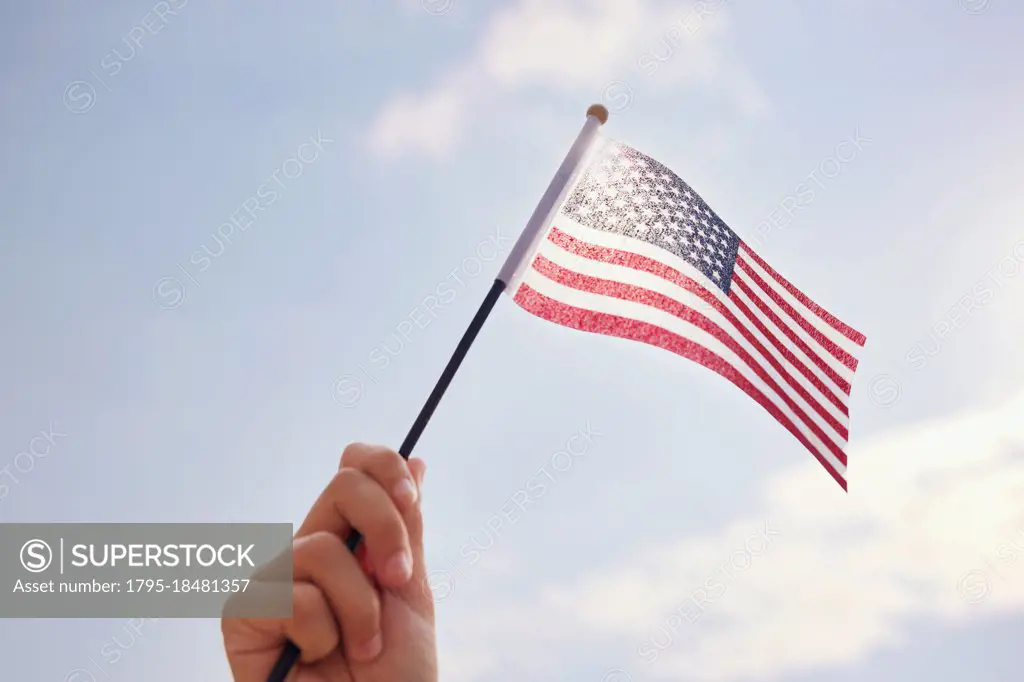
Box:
[2,0,1024,680]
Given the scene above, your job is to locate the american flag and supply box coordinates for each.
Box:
[512,139,866,490]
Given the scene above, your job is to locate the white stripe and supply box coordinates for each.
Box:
[539,222,856,384]
[534,237,850,442]
[737,251,863,358]
[730,268,855,385]
[520,265,847,478]
[543,219,853,405]
[728,275,851,399]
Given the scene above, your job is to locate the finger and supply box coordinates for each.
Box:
[408,457,426,498]
[405,458,427,562]
[287,581,342,663]
[296,468,413,587]
[338,443,418,510]
[394,457,432,616]
[350,456,423,584]
[294,531,384,662]
[222,581,339,678]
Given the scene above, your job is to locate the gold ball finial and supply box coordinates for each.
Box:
[586,103,609,125]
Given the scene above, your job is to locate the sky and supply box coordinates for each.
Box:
[1,0,1024,680]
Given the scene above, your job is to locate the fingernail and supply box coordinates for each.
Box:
[352,633,382,661]
[393,478,417,506]
[385,551,412,583]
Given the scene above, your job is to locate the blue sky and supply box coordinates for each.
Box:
[2,0,1024,680]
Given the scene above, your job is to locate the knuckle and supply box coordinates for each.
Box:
[291,585,320,623]
[290,585,325,626]
[340,442,367,467]
[349,444,404,477]
[372,449,408,483]
[330,466,364,495]
[296,531,343,565]
[345,590,381,634]
[253,547,290,582]
[372,446,403,467]
[368,509,407,548]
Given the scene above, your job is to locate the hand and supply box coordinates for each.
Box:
[222,444,437,682]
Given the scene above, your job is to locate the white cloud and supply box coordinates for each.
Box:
[367,77,469,159]
[437,389,1024,680]
[368,0,765,159]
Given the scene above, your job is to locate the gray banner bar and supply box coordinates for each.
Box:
[0,523,293,618]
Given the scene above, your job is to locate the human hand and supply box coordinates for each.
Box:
[221,444,436,682]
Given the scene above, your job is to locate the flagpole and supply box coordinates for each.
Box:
[265,103,608,682]
[497,104,609,294]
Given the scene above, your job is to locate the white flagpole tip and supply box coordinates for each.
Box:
[497,105,606,289]
[586,104,609,125]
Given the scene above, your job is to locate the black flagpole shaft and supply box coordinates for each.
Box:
[266,277,507,682]
[266,100,608,681]
[396,278,507,457]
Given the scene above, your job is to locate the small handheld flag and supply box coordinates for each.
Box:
[266,104,864,681]
[510,138,866,490]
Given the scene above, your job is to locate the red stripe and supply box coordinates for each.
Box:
[725,291,849,416]
[736,256,858,371]
[731,274,853,395]
[514,283,848,491]
[547,227,850,416]
[739,241,867,346]
[531,253,850,449]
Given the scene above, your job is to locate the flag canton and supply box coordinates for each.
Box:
[559,141,741,294]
